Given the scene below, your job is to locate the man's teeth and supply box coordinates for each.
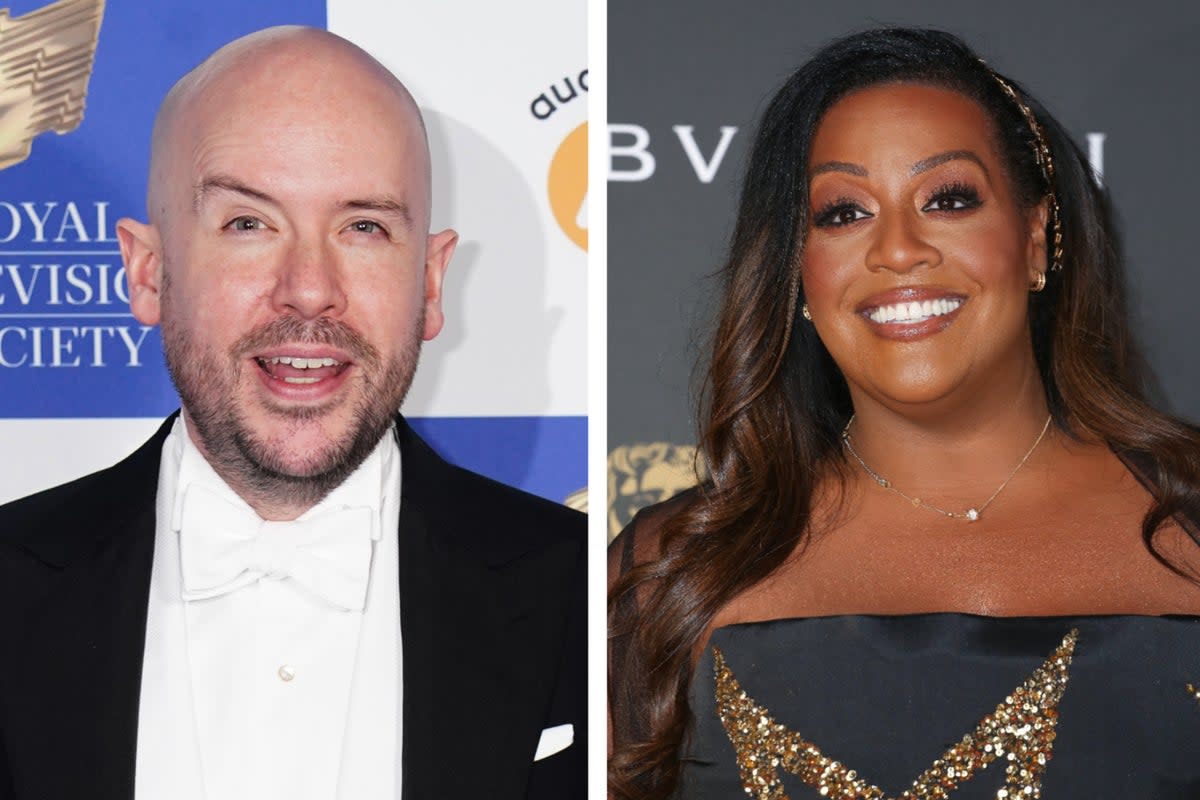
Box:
[257,355,343,384]
[263,356,342,369]
[868,298,963,324]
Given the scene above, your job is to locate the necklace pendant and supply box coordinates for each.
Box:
[842,413,1051,526]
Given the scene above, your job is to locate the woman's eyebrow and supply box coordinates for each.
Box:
[811,160,867,177]
[911,149,988,177]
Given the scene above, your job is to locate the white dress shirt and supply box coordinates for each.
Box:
[135,418,402,799]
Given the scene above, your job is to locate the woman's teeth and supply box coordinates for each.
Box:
[867,298,962,324]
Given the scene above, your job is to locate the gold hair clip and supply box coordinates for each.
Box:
[982,63,1064,273]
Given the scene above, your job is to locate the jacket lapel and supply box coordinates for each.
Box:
[396,419,571,800]
[2,417,173,800]
[4,415,570,800]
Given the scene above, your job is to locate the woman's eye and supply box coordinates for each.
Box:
[927,196,968,211]
[226,216,266,232]
[814,204,871,228]
[922,185,982,213]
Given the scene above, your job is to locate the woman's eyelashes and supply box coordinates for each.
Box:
[813,198,871,228]
[812,182,983,228]
[921,181,983,212]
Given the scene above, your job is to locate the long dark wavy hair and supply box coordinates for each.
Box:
[608,27,1200,800]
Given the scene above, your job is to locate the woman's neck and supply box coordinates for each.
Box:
[842,371,1052,505]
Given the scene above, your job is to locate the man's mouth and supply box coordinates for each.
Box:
[255,355,349,384]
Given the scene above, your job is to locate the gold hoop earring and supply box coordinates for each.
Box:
[1030,272,1047,293]
[801,303,812,321]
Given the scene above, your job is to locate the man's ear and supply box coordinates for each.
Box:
[421,228,458,341]
[118,218,164,325]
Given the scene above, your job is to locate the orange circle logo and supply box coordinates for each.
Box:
[548,121,587,252]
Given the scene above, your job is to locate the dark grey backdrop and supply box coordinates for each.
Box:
[607,1,1200,536]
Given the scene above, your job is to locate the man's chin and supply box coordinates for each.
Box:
[253,392,347,424]
[240,402,394,474]
[236,425,362,478]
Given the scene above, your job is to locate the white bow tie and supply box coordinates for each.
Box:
[178,483,374,611]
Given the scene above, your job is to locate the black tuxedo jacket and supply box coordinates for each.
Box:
[0,415,586,799]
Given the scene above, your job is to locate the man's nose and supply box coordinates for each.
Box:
[270,236,347,319]
[864,209,941,274]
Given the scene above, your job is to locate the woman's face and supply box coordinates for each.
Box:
[800,83,1047,415]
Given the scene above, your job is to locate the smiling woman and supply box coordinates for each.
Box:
[803,85,1046,412]
[609,28,1200,799]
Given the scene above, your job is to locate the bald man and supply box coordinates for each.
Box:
[0,27,585,800]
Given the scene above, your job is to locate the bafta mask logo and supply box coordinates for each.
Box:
[0,0,105,171]
[608,442,701,541]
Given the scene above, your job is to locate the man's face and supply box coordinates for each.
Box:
[121,47,455,513]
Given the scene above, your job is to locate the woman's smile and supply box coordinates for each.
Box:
[801,83,1044,408]
[856,286,968,340]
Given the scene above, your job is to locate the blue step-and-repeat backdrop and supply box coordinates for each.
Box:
[0,0,587,508]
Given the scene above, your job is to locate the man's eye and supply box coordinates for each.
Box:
[349,220,386,235]
[226,216,266,231]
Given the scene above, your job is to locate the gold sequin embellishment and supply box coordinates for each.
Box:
[1186,683,1200,705]
[714,629,1078,799]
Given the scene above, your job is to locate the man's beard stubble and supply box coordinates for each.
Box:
[160,283,422,515]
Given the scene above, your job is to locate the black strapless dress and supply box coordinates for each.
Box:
[679,615,1200,798]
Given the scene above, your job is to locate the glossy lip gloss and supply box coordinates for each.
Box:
[856,286,967,341]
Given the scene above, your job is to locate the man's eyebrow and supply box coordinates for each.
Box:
[193,175,278,212]
[192,179,414,229]
[911,150,988,177]
[811,160,867,177]
[339,196,413,229]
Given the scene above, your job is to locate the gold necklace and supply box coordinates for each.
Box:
[841,414,1052,522]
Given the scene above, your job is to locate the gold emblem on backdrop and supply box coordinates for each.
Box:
[547,120,587,252]
[607,442,701,541]
[715,630,1078,799]
[0,0,104,171]
[564,485,587,513]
